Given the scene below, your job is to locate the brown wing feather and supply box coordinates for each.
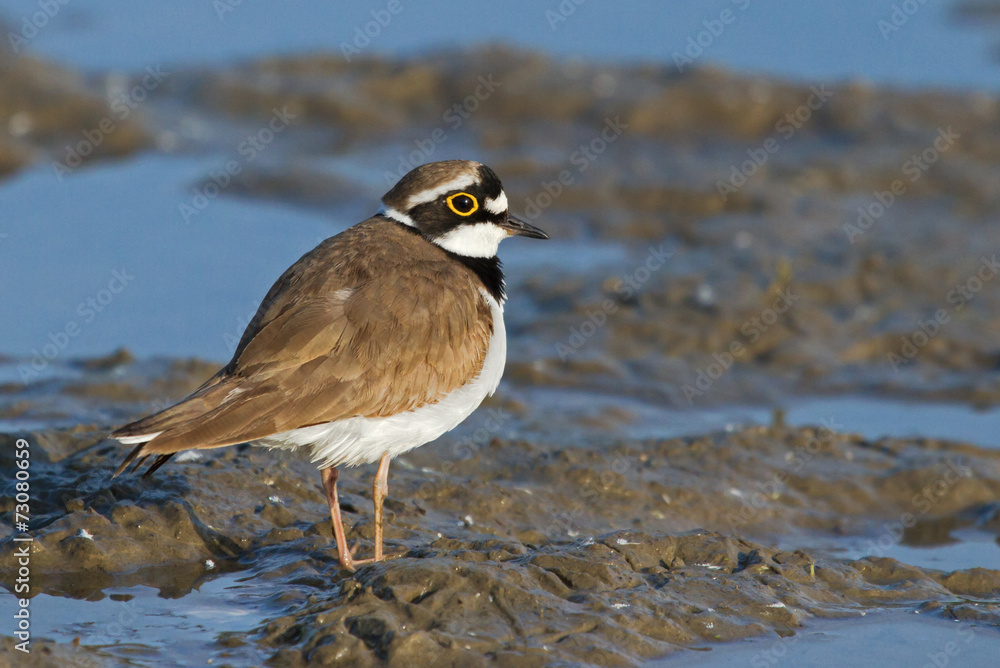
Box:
[111,219,493,465]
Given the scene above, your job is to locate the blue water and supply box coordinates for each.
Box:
[2,0,998,361]
[0,0,996,90]
[657,612,997,667]
[3,7,997,663]
[24,570,270,665]
[517,389,1000,450]
[0,155,336,360]
[0,152,607,361]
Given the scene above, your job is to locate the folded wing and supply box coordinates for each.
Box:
[112,222,493,475]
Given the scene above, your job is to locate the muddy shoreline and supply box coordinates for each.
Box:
[2,45,1000,666]
[4,347,1000,665]
[2,391,1000,664]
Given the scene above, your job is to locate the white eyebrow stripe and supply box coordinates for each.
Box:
[484,191,508,214]
[405,175,480,208]
[378,204,415,227]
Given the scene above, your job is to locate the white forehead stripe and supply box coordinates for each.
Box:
[378,204,415,227]
[433,222,508,258]
[406,175,480,209]
[484,191,508,214]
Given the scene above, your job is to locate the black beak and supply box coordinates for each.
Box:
[502,215,549,240]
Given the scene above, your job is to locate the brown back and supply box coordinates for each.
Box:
[112,218,494,455]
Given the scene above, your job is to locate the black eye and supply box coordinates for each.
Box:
[446,192,479,216]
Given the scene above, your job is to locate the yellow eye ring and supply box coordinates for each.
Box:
[446,192,479,216]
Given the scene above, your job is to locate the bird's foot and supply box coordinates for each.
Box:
[337,543,406,571]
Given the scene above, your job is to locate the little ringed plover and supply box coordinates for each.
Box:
[111,160,548,570]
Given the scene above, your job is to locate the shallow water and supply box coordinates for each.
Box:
[2,0,998,89]
[790,529,1000,573]
[2,3,1000,664]
[28,570,271,665]
[5,396,997,666]
[0,155,338,360]
[515,391,1000,451]
[0,154,633,361]
[784,398,1000,451]
[658,612,994,667]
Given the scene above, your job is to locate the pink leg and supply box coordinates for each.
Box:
[373,453,391,562]
[320,457,400,571]
[321,466,359,571]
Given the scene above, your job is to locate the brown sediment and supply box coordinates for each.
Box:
[0,49,152,175]
[2,400,999,664]
[116,48,1000,405]
[2,46,1000,665]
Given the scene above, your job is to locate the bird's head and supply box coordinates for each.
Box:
[379,160,548,258]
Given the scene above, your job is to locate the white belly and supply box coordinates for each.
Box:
[258,291,506,469]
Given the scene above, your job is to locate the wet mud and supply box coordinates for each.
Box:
[3,360,1000,665]
[0,46,151,177]
[2,46,1000,665]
